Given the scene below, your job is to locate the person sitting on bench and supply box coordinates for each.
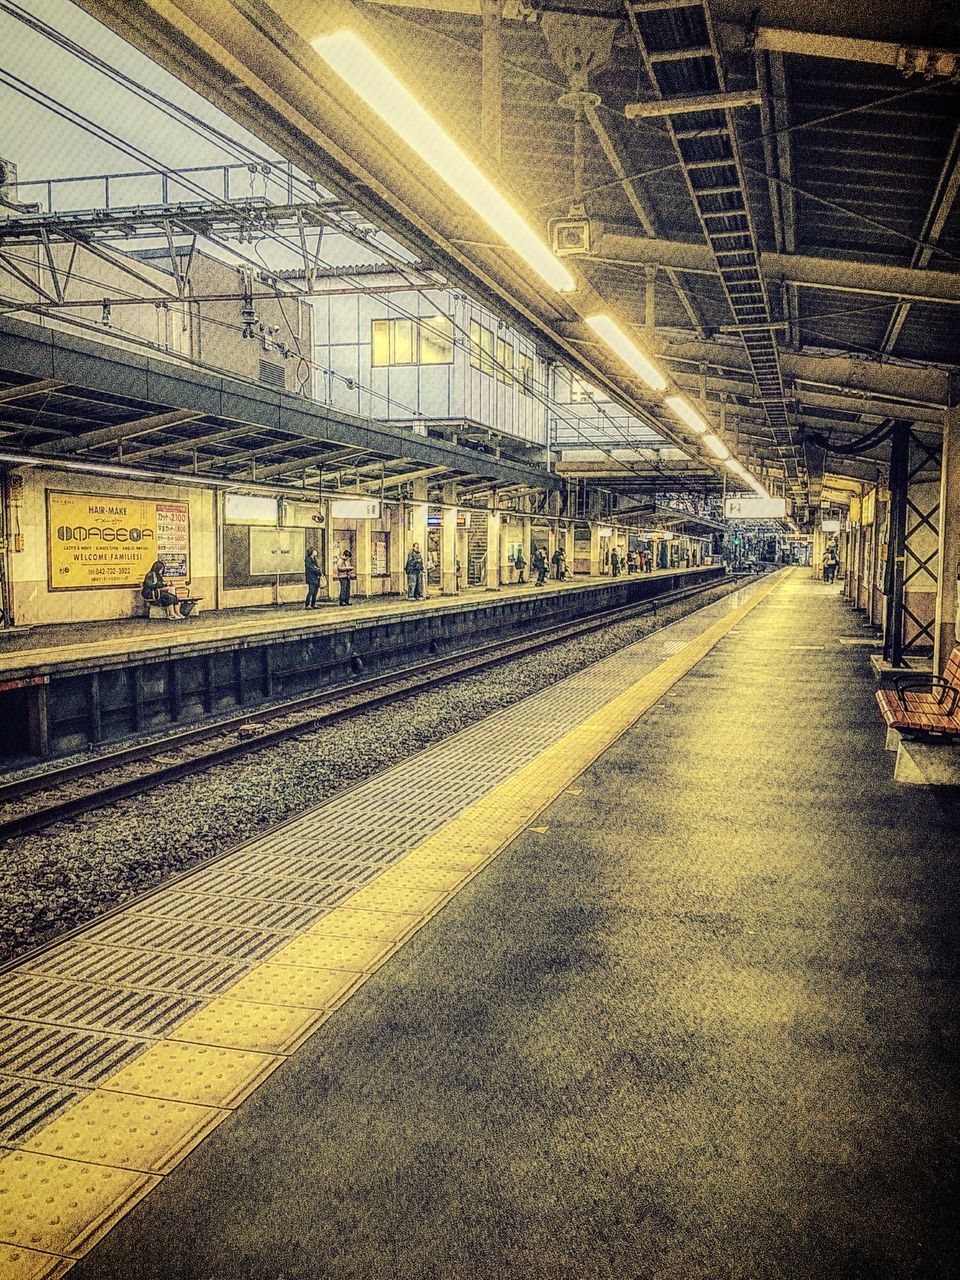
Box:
[142,560,185,620]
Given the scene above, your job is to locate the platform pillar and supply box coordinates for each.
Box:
[521,517,532,580]
[322,498,336,601]
[408,479,429,592]
[388,501,404,595]
[355,518,372,599]
[486,504,501,590]
[441,483,458,595]
[935,385,960,673]
[589,523,602,576]
[563,521,575,570]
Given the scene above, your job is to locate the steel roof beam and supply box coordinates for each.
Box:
[880,122,960,357]
[0,378,67,403]
[33,409,204,455]
[597,231,960,306]
[753,26,960,73]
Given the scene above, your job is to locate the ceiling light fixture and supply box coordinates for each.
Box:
[585,315,668,392]
[312,30,576,295]
[664,393,708,434]
[702,432,730,461]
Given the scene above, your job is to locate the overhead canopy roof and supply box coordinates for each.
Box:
[70,0,959,515]
[0,316,564,499]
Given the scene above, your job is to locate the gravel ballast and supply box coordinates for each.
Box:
[0,578,752,961]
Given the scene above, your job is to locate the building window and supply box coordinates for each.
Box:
[371,316,453,366]
[497,339,514,384]
[419,315,454,364]
[518,352,533,395]
[469,319,495,375]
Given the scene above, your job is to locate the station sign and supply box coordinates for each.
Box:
[331,497,381,519]
[47,490,190,591]
[224,492,278,525]
[723,496,787,520]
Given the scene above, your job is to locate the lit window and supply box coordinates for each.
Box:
[470,320,495,375]
[518,353,533,395]
[371,319,391,367]
[497,339,514,384]
[393,318,415,364]
[420,315,454,364]
[371,317,429,366]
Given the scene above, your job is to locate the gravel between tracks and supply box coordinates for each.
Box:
[0,578,752,961]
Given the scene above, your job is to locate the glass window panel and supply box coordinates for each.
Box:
[371,319,390,367]
[420,315,454,365]
[469,319,482,370]
[480,326,495,376]
[497,340,514,383]
[392,319,415,364]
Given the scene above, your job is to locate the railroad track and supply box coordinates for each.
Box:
[0,575,749,842]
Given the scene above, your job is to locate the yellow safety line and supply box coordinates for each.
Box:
[0,570,788,1278]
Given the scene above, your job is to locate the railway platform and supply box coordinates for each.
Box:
[0,567,956,1279]
[0,566,724,764]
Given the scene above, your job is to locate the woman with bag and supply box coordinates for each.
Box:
[336,548,355,606]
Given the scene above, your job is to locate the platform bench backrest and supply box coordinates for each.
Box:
[943,646,960,693]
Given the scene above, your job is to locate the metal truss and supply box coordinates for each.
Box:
[624,0,805,501]
[884,422,943,665]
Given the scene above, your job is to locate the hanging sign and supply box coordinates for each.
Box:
[331,498,381,519]
[724,496,787,520]
[47,490,190,590]
[224,492,278,525]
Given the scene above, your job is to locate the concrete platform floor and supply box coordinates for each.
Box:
[70,574,960,1280]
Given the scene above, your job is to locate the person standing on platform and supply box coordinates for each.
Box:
[405,542,425,600]
[335,548,354,606]
[532,546,548,586]
[304,547,323,609]
[611,548,621,577]
[556,548,567,581]
[823,545,840,583]
[514,546,526,584]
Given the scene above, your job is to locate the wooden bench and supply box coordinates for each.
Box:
[875,646,960,738]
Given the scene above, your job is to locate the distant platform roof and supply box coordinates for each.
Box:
[0,317,563,497]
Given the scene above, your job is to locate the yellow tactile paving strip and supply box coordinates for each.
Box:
[0,568,709,677]
[0,570,786,1276]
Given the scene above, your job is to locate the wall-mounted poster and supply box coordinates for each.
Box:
[371,530,389,576]
[47,490,190,590]
[249,527,305,576]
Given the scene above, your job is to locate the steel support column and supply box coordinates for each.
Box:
[934,382,960,673]
[884,422,909,667]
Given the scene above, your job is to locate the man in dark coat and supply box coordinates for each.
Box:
[304,547,323,609]
[405,542,425,599]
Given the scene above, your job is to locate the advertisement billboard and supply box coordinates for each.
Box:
[47,490,190,590]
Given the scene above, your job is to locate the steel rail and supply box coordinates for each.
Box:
[0,575,748,843]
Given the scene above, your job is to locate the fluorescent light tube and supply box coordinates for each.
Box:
[585,315,668,392]
[702,432,730,461]
[312,30,576,295]
[664,393,708,434]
